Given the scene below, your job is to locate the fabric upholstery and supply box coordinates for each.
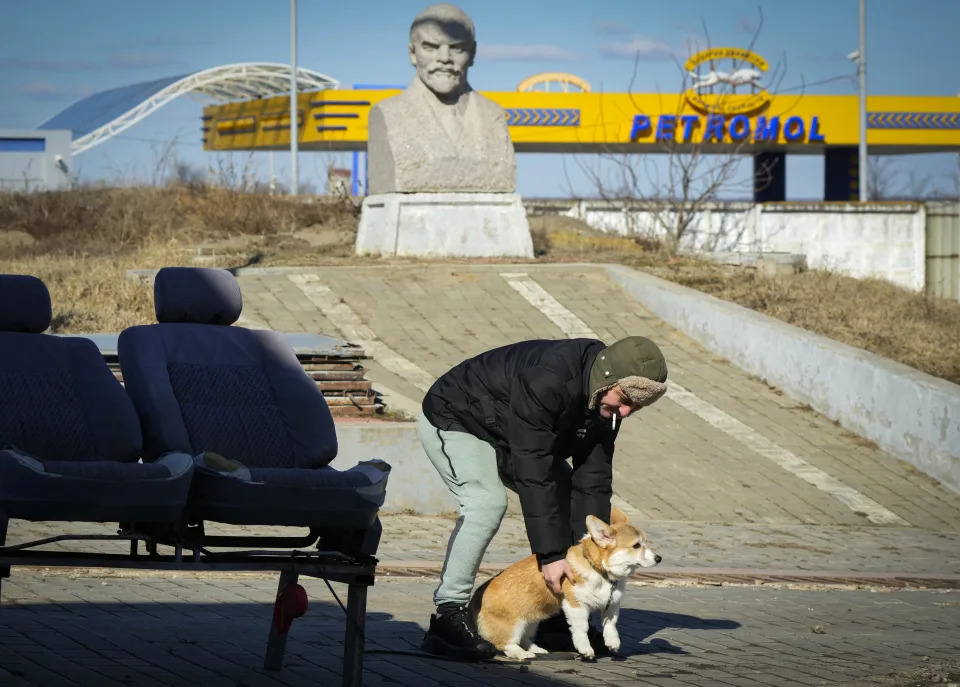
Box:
[154,267,242,326]
[0,274,51,333]
[119,324,338,467]
[118,266,387,531]
[0,449,194,522]
[188,460,389,528]
[43,460,172,480]
[0,273,194,524]
[0,334,141,462]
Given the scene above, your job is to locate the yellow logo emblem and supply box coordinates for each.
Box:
[684,47,771,116]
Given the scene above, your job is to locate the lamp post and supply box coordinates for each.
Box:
[289,0,299,196]
[857,0,867,201]
[848,1,867,201]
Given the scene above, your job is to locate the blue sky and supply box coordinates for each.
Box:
[2,0,959,198]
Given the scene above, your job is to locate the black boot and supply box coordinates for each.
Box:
[421,603,497,661]
[533,613,613,656]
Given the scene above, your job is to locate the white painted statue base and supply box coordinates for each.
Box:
[355,192,534,258]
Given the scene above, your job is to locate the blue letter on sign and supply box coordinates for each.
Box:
[656,115,677,141]
[784,116,805,142]
[729,115,750,142]
[704,115,725,142]
[630,115,651,141]
[754,116,780,142]
[681,115,699,141]
[809,116,825,142]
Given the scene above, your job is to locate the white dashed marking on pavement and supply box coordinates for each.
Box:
[288,273,436,393]
[499,272,908,526]
[502,273,597,339]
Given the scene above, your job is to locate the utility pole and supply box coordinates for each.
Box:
[857,0,867,201]
[290,0,299,196]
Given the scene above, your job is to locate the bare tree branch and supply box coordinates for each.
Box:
[573,6,784,254]
[868,156,901,200]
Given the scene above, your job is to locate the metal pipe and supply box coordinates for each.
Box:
[858,0,867,201]
[290,0,299,196]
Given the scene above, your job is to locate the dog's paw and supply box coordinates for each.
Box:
[603,628,621,653]
[504,644,535,661]
[572,630,595,659]
[574,640,595,660]
[527,643,549,655]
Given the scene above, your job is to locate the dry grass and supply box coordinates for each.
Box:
[531,217,960,386]
[640,261,960,385]
[2,186,958,386]
[529,215,654,262]
[0,185,358,253]
[0,185,359,332]
[0,242,195,332]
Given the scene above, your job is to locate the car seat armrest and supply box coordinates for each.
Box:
[191,451,252,481]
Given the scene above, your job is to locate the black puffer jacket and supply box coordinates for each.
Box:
[422,338,617,563]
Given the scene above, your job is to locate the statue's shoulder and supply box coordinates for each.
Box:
[470,91,507,128]
[466,90,508,121]
[467,90,504,111]
[370,87,420,119]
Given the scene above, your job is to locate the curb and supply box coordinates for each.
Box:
[377,562,960,589]
[602,263,960,493]
[15,564,960,589]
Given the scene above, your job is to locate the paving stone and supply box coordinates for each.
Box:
[4,576,959,686]
[4,263,959,685]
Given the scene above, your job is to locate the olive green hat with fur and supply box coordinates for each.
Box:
[588,336,669,410]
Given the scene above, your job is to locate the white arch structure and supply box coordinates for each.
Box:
[517,72,592,93]
[53,63,339,155]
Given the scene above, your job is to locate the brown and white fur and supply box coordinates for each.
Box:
[469,507,661,660]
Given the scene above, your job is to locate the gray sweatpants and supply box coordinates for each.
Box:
[418,411,572,607]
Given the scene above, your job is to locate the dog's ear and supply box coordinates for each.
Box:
[586,515,616,548]
[610,506,628,526]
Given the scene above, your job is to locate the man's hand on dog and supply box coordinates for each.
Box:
[542,558,573,594]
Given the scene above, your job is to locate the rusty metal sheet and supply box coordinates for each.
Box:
[57,331,368,359]
[325,397,377,406]
[328,406,381,418]
[300,362,361,372]
[305,370,366,381]
[279,332,368,358]
[315,380,373,392]
[57,330,385,416]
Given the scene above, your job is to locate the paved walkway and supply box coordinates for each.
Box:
[238,263,960,533]
[3,262,960,686]
[2,573,958,686]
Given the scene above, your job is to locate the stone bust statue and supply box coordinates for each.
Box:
[366,3,517,195]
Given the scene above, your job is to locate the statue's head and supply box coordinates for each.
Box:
[409,3,475,101]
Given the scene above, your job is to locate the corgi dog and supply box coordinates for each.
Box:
[469,507,661,660]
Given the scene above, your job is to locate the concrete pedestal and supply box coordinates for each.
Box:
[355,192,534,258]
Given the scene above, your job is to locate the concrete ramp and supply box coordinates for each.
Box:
[236,264,960,531]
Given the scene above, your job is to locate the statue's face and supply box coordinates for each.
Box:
[409,20,474,98]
